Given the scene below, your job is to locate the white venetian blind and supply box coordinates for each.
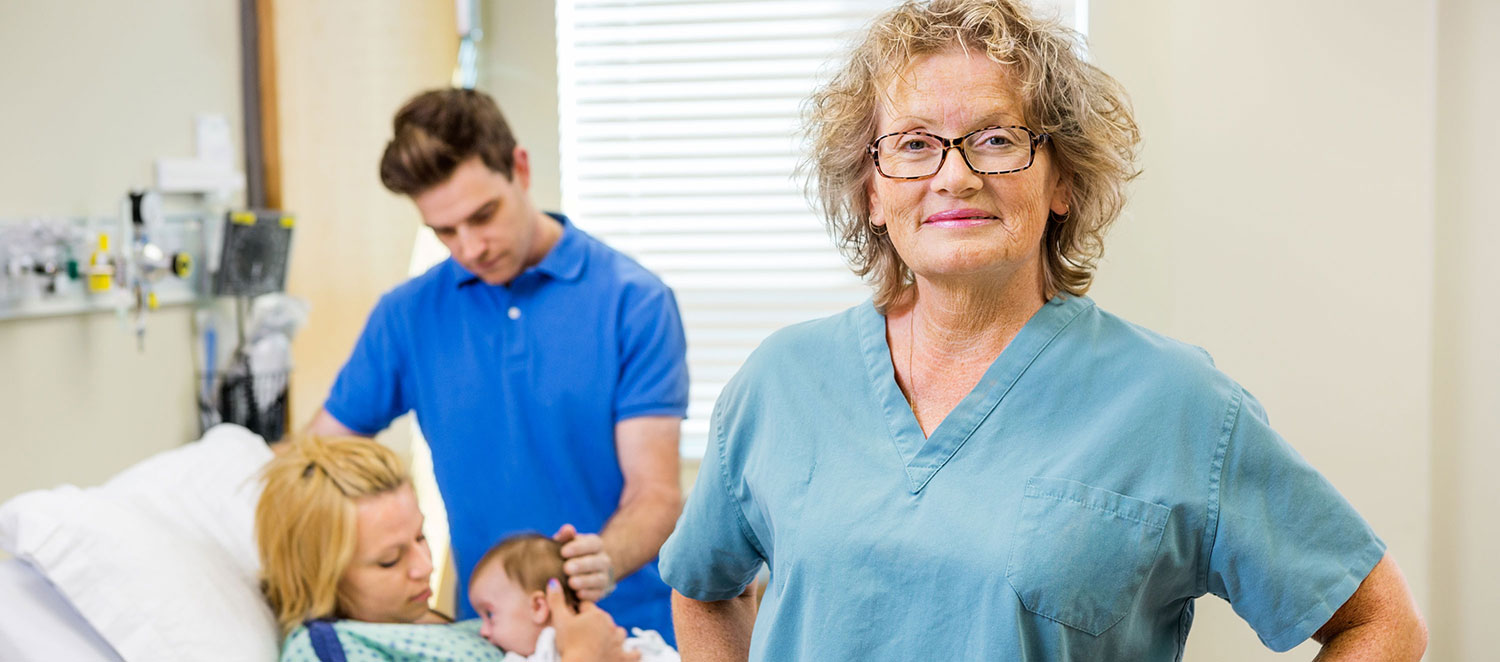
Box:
[557,0,894,458]
[556,0,1086,457]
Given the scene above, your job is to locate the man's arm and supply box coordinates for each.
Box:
[267,408,364,455]
[1310,553,1427,660]
[304,408,362,438]
[558,415,683,601]
[672,587,756,661]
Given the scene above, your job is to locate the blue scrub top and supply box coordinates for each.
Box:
[325,214,688,640]
[660,294,1383,660]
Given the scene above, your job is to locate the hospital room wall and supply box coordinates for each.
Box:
[1088,1,1434,658]
[1430,0,1500,658]
[0,0,458,502]
[270,0,458,458]
[0,1,244,504]
[477,2,564,213]
[1089,0,1496,659]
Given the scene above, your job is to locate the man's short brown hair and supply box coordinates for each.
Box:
[379,88,518,195]
[470,533,580,610]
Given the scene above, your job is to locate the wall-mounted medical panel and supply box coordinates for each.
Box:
[0,211,209,323]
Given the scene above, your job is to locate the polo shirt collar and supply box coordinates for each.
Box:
[452,211,586,288]
[530,213,586,282]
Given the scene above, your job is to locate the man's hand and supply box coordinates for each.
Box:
[549,578,640,662]
[555,523,617,602]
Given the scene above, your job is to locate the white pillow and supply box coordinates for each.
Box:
[0,424,280,662]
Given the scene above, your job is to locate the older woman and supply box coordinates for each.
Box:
[256,436,640,662]
[658,1,1425,660]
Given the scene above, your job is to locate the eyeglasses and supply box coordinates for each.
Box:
[868,125,1050,179]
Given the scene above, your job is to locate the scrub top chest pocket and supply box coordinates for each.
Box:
[1005,477,1171,636]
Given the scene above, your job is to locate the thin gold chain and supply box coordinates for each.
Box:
[906,303,917,412]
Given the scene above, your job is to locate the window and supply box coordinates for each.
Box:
[557,0,1086,457]
[557,1,895,457]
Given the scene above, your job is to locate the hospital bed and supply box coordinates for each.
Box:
[0,556,124,661]
[0,425,281,662]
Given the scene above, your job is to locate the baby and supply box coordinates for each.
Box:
[468,533,679,662]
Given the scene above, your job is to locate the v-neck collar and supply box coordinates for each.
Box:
[855,293,1092,494]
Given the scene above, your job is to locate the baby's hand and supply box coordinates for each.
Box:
[553,524,617,602]
[548,579,641,662]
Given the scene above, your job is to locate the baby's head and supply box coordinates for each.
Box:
[469,533,580,654]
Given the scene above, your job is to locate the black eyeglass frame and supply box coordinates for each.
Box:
[867,125,1052,180]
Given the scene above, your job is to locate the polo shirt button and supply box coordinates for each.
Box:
[508,306,521,320]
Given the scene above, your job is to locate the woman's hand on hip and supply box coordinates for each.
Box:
[549,579,640,662]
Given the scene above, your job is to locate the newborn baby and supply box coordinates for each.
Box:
[469,533,679,662]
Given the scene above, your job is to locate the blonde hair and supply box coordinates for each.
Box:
[255,436,408,636]
[803,0,1141,309]
[470,533,580,611]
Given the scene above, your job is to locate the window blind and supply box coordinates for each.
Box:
[557,0,891,458]
[556,0,1085,457]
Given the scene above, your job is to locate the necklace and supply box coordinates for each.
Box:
[905,303,918,411]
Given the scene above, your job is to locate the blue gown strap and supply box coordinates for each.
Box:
[305,619,347,662]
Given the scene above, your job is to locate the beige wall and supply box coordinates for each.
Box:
[274,0,457,455]
[0,0,243,503]
[0,0,460,520]
[1087,0,1472,658]
[478,1,563,211]
[1430,0,1500,659]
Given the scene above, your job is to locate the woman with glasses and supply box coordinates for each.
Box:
[656,0,1425,660]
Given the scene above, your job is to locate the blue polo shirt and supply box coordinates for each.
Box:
[324,213,688,640]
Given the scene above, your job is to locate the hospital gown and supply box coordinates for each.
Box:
[279,619,501,662]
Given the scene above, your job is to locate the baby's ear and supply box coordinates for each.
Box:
[530,590,550,625]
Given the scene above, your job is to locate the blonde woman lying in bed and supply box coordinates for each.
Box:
[256,436,641,662]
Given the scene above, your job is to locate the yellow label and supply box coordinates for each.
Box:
[231,211,257,226]
[148,292,159,310]
[280,214,296,228]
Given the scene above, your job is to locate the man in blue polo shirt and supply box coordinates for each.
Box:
[305,88,688,642]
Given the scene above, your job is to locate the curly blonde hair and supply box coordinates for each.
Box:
[255,436,409,636]
[803,0,1140,309]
